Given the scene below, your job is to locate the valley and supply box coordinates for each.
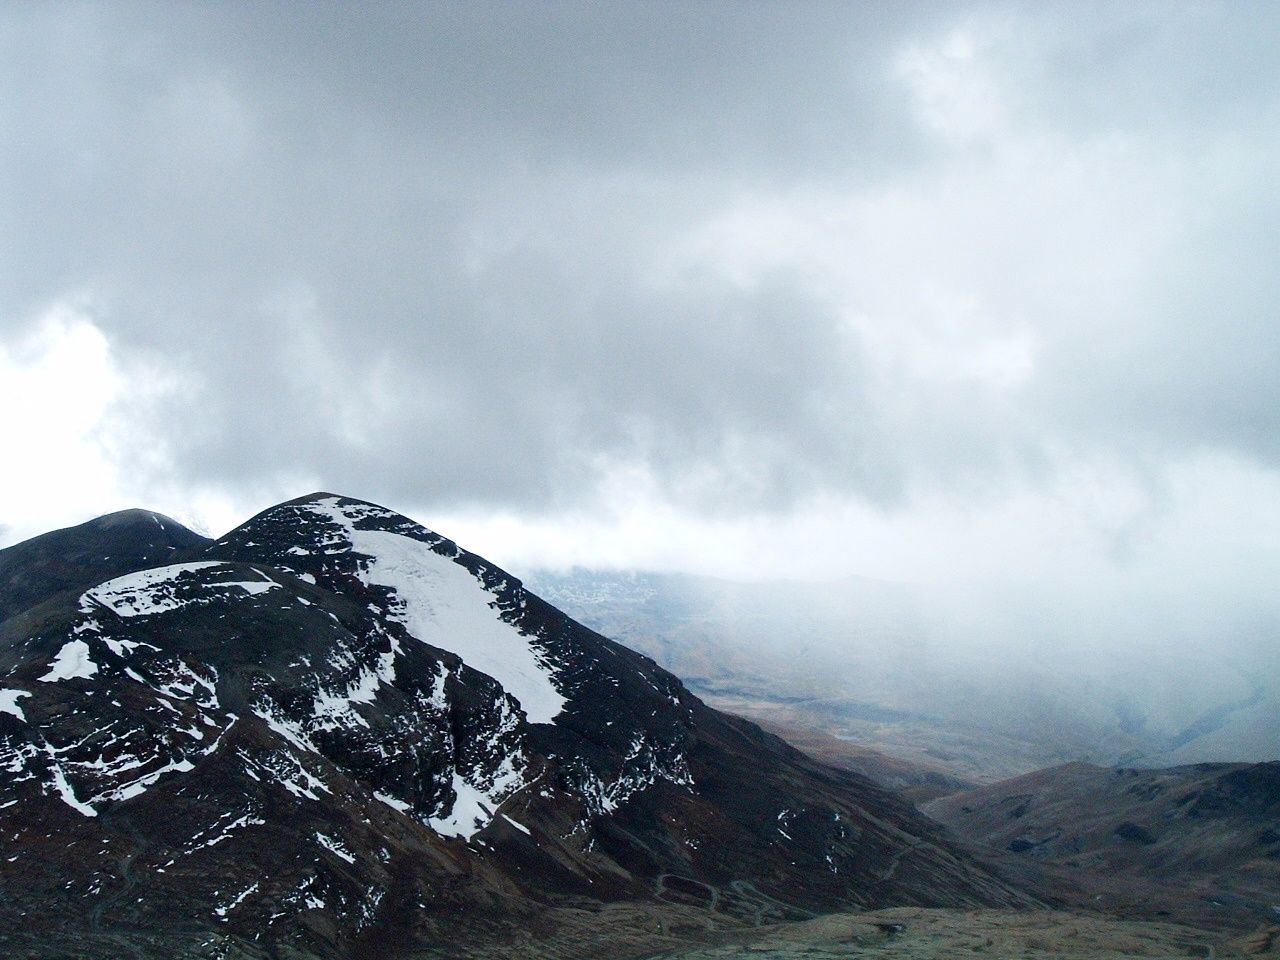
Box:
[527,569,1278,784]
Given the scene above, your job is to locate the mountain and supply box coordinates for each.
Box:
[924,761,1280,931]
[0,494,1030,959]
[0,508,211,621]
[525,568,1278,781]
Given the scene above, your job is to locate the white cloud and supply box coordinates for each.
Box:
[0,4,1277,677]
[895,22,1013,145]
[0,303,126,541]
[0,303,282,545]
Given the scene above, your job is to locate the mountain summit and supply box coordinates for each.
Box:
[0,493,1029,958]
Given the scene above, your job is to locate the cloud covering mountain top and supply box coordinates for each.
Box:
[1,3,1277,663]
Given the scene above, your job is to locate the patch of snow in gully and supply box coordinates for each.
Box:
[0,689,31,721]
[308,499,565,725]
[39,640,99,682]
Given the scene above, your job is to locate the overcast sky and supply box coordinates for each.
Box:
[2,0,1278,656]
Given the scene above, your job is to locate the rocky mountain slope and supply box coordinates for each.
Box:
[0,507,211,618]
[924,761,1280,930]
[0,494,1030,959]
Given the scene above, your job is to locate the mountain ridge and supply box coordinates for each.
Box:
[924,760,1280,931]
[0,507,212,623]
[0,492,1031,959]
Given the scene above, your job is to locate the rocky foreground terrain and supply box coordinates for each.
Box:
[2,902,1275,959]
[652,908,1279,959]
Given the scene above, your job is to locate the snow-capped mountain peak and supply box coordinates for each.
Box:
[0,494,1028,956]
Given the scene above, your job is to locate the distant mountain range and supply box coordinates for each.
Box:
[0,495,1029,959]
[525,569,1279,782]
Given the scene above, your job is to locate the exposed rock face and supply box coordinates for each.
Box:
[0,494,1029,958]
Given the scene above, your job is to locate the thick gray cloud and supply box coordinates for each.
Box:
[5,3,1277,766]
[2,0,1279,522]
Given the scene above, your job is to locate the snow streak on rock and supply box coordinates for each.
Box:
[302,498,566,725]
[0,689,32,721]
[429,694,527,840]
[84,561,278,618]
[38,639,99,682]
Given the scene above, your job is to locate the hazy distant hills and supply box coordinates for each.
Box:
[0,495,1029,959]
[525,569,1279,783]
[924,761,1280,931]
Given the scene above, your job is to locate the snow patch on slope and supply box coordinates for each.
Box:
[429,695,528,839]
[48,759,97,817]
[252,702,319,754]
[431,773,502,840]
[305,498,566,725]
[39,640,99,682]
[374,790,411,813]
[0,689,31,721]
[85,561,278,618]
[311,635,400,732]
[316,832,355,864]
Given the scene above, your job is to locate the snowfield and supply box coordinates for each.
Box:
[306,498,566,725]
